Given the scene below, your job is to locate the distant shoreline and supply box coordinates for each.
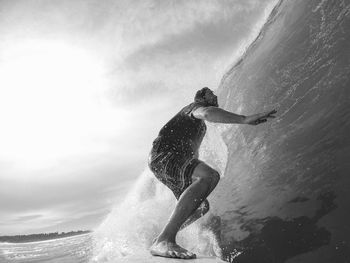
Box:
[0,230,91,243]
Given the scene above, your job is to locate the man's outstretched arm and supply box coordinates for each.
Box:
[192,107,276,125]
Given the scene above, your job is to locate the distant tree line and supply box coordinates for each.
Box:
[0,230,91,243]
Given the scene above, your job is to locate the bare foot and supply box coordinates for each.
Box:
[150,240,196,259]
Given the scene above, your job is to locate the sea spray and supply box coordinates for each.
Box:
[92,169,174,261]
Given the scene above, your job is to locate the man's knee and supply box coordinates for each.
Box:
[193,163,220,188]
[203,169,220,188]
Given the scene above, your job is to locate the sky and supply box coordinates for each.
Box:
[0,0,276,235]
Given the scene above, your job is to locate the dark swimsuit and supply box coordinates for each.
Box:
[148,102,207,199]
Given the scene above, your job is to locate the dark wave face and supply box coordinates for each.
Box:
[214,0,350,262]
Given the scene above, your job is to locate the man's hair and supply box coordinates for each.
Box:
[194,87,211,103]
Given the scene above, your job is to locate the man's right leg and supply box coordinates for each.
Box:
[179,199,209,231]
[150,162,220,259]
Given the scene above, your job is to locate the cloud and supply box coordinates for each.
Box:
[0,164,135,212]
[106,0,276,107]
[12,214,43,222]
[0,176,134,234]
[0,0,276,106]
[123,0,272,61]
[32,210,109,234]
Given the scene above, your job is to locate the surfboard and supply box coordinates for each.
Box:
[116,254,226,262]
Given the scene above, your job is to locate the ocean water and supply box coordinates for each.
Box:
[0,234,93,263]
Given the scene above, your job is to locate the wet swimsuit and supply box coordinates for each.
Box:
[148,102,207,199]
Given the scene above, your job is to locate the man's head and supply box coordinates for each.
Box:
[194,87,218,107]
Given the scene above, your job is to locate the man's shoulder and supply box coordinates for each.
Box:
[182,102,208,118]
[185,101,207,110]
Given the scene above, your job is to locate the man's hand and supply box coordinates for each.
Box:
[246,109,277,125]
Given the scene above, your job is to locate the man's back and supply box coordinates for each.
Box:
[156,102,207,155]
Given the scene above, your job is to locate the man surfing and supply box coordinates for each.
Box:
[148,87,277,259]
